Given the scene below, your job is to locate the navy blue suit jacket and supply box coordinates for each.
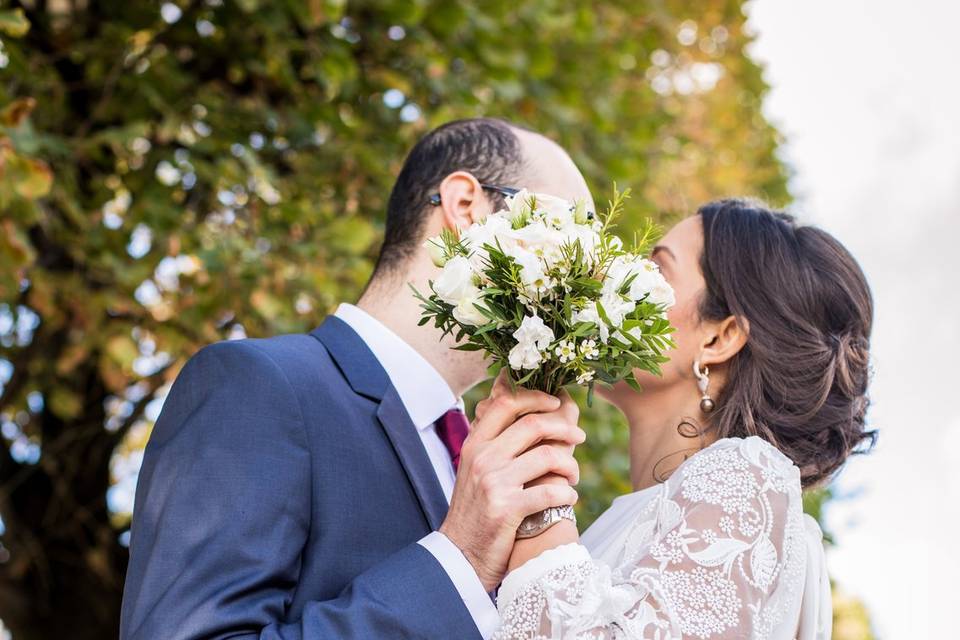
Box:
[120,317,481,639]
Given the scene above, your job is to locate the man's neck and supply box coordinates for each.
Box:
[355,272,487,398]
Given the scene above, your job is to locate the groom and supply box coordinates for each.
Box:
[120,118,593,639]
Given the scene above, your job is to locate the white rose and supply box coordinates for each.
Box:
[461,214,515,269]
[452,290,489,326]
[462,213,513,251]
[511,249,554,299]
[603,256,665,303]
[432,256,477,305]
[515,314,555,349]
[647,279,676,309]
[508,343,543,370]
[602,255,636,296]
[627,269,659,302]
[512,221,565,268]
[572,301,607,342]
[572,301,600,326]
[566,224,601,261]
[505,189,534,226]
[508,314,555,370]
[607,257,675,309]
[615,325,644,345]
[599,291,635,330]
[572,293,635,343]
[532,193,575,229]
[629,260,668,301]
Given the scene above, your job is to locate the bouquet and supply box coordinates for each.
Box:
[415,187,675,401]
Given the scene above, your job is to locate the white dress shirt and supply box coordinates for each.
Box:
[334,304,499,638]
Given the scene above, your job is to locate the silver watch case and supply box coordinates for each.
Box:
[516,505,577,539]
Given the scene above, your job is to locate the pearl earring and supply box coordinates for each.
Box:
[693,360,716,414]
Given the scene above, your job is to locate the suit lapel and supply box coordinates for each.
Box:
[311,316,390,401]
[311,316,449,531]
[376,387,450,531]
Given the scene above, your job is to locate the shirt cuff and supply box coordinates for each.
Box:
[418,531,500,639]
[497,542,592,615]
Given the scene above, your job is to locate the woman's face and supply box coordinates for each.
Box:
[599,215,709,400]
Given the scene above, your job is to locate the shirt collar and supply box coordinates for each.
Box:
[334,303,458,431]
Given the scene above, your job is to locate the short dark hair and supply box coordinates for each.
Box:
[374,118,525,274]
[697,198,876,488]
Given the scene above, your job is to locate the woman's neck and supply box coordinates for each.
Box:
[619,385,716,491]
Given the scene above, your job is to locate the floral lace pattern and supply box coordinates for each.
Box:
[495,437,809,640]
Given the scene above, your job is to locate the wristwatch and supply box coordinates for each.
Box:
[516,505,577,539]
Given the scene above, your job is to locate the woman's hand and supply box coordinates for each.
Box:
[508,519,580,572]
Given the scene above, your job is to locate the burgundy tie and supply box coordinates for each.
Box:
[435,408,470,472]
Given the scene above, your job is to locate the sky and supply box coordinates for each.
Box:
[747,0,960,637]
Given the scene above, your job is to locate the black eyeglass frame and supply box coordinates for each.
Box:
[429,184,520,206]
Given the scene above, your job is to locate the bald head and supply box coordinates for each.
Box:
[373,117,593,277]
[511,127,594,211]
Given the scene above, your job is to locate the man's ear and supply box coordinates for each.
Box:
[436,171,490,232]
[700,315,750,368]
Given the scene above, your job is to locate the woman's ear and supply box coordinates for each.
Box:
[436,171,490,232]
[700,315,750,368]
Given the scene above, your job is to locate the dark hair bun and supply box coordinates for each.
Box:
[698,198,876,487]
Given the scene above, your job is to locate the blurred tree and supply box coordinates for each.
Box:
[0,0,791,637]
[832,586,878,640]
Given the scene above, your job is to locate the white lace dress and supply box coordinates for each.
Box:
[494,437,833,639]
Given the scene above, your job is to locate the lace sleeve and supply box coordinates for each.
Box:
[494,437,808,640]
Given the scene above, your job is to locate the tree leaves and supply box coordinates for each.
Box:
[0,9,30,38]
[0,1,794,635]
[7,155,52,199]
[0,97,36,128]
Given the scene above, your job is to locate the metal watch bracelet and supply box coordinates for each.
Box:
[515,505,577,539]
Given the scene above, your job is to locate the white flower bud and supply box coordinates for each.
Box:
[452,290,488,326]
[573,198,590,225]
[423,236,448,267]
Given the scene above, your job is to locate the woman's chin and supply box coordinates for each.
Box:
[595,372,670,409]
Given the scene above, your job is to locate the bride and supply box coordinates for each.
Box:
[492,199,875,639]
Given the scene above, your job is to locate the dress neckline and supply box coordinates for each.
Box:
[611,482,660,504]
[611,436,776,504]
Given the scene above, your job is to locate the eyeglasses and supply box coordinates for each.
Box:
[429,184,520,206]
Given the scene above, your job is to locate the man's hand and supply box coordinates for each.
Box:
[439,374,583,592]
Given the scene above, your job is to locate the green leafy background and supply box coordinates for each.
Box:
[0,1,872,638]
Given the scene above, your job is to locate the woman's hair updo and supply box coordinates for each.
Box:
[698,198,876,487]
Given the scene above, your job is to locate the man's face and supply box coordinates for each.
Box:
[512,128,595,212]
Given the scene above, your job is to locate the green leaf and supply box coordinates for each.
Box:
[0,9,30,37]
[624,372,643,393]
[8,155,53,199]
[595,299,612,327]
[48,387,83,419]
[0,97,37,127]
